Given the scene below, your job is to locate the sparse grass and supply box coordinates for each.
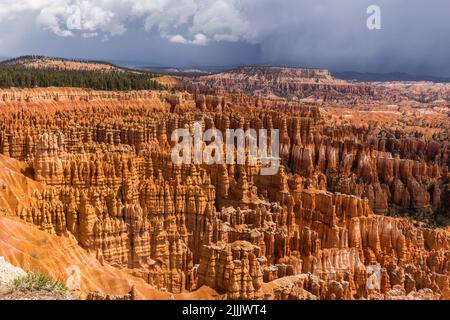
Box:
[9,272,68,296]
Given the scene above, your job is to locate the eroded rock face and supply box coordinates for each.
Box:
[0,87,448,300]
[189,67,374,101]
[86,286,137,300]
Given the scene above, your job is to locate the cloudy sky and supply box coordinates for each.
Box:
[0,0,449,76]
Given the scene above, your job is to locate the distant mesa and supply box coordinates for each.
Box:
[0,55,133,73]
[188,66,373,100]
[216,66,336,81]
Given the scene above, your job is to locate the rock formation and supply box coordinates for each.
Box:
[188,66,374,101]
[0,84,448,300]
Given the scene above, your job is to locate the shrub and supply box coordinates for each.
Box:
[9,272,68,295]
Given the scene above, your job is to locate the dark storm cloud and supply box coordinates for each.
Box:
[0,0,448,76]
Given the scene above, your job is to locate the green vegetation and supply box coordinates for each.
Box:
[0,67,165,91]
[9,272,69,295]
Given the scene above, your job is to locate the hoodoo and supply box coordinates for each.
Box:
[0,78,448,300]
